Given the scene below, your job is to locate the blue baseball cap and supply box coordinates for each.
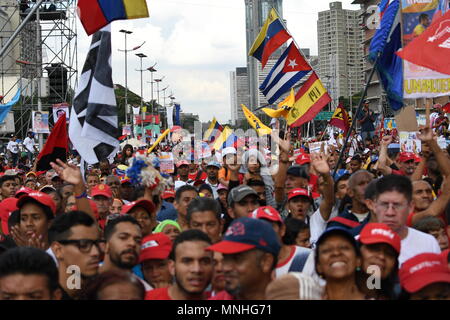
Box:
[206,217,281,256]
[206,161,221,169]
[316,227,358,251]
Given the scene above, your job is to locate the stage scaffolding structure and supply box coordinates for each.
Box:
[0,0,78,141]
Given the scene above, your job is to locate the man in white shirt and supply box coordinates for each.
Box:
[373,175,441,265]
[204,161,221,198]
[6,136,19,167]
[23,131,37,166]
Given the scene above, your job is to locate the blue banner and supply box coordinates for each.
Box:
[0,89,21,124]
[174,103,181,126]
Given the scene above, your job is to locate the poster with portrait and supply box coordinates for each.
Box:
[52,103,70,123]
[401,0,450,99]
[399,131,422,153]
[32,111,50,134]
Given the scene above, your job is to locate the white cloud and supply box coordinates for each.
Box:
[75,0,360,123]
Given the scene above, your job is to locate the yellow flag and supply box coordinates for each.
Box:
[262,88,295,119]
[147,129,170,153]
[242,104,272,136]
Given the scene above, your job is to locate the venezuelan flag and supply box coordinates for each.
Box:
[249,8,291,68]
[78,0,149,35]
[204,117,223,144]
[213,127,243,151]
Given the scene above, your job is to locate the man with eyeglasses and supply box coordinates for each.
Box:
[49,211,104,300]
[373,175,441,265]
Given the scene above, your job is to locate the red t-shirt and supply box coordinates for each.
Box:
[188,171,207,181]
[208,290,235,300]
[391,169,406,176]
[145,287,172,300]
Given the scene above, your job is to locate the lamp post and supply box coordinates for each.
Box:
[136,53,147,140]
[147,64,157,117]
[118,29,145,138]
[161,86,169,130]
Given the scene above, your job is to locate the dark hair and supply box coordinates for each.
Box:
[282,217,309,245]
[169,229,211,260]
[246,179,265,188]
[80,270,145,300]
[0,247,59,293]
[186,197,221,223]
[0,175,16,188]
[48,211,96,243]
[419,13,429,21]
[8,209,20,233]
[175,185,198,202]
[412,216,445,233]
[104,215,141,241]
[334,173,351,194]
[375,174,412,202]
[198,184,213,195]
[364,179,378,200]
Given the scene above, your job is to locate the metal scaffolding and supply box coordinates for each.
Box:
[0,0,78,141]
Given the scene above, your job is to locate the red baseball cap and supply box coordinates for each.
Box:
[176,160,189,168]
[400,253,450,293]
[162,190,175,200]
[359,223,401,254]
[295,153,311,166]
[91,184,112,198]
[15,187,34,198]
[17,192,56,216]
[288,188,312,201]
[0,198,18,235]
[139,232,173,263]
[250,206,282,224]
[121,199,155,215]
[398,152,415,163]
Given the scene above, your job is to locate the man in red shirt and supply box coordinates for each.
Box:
[145,229,213,300]
[207,217,281,300]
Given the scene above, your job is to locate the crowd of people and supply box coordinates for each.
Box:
[0,109,448,301]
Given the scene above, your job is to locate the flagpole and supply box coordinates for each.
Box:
[332,55,381,177]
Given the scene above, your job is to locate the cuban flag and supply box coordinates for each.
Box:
[69,26,120,164]
[259,42,311,104]
[369,0,403,111]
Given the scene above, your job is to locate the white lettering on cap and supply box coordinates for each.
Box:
[409,261,441,274]
[263,208,273,216]
[141,240,159,250]
[371,228,395,239]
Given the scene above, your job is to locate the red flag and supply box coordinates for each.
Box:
[396,10,450,75]
[36,114,68,171]
[329,103,350,134]
[282,45,311,73]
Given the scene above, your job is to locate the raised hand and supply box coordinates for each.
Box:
[417,125,436,143]
[311,152,330,175]
[50,158,83,186]
[271,129,291,154]
[10,225,27,247]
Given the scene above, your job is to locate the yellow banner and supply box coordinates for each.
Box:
[287,78,327,126]
[242,104,272,136]
[147,128,170,154]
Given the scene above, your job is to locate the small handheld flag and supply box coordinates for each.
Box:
[242,104,272,136]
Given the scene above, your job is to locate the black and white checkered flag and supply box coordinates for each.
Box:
[69,26,119,164]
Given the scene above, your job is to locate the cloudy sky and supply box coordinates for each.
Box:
[76,0,360,123]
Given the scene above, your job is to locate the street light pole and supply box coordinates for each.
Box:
[161,86,169,130]
[147,64,157,117]
[118,30,145,138]
[136,53,147,141]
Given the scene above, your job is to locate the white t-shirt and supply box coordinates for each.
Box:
[6,141,18,154]
[275,246,311,278]
[205,179,219,198]
[399,227,441,266]
[309,206,338,248]
[23,137,35,153]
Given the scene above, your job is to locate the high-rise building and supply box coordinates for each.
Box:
[351,0,387,114]
[230,67,250,125]
[317,2,365,110]
[244,0,283,110]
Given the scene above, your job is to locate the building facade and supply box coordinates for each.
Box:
[318,1,365,110]
[244,0,283,111]
[230,67,250,125]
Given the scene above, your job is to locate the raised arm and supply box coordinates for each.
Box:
[375,135,393,175]
[271,130,292,203]
[50,159,94,219]
[311,152,335,221]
